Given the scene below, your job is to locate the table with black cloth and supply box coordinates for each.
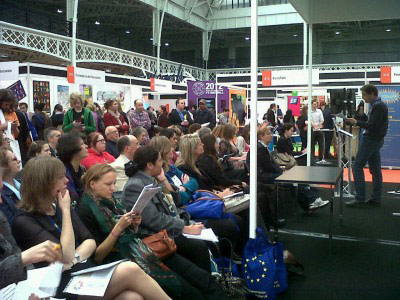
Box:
[275,166,344,241]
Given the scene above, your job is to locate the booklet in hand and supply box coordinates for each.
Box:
[131,183,162,214]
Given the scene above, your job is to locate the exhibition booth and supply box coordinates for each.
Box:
[0,58,399,168]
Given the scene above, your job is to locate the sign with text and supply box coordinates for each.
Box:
[151,78,172,93]
[67,66,75,83]
[380,66,400,84]
[0,61,19,81]
[262,70,272,86]
[74,67,105,84]
[261,69,319,86]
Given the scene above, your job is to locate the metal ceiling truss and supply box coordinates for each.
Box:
[0,20,206,80]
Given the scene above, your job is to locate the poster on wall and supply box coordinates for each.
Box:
[33,80,50,112]
[229,89,246,127]
[7,80,26,102]
[79,84,93,104]
[376,86,400,167]
[57,85,70,108]
[96,89,125,107]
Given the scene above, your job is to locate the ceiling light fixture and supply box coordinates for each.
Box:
[57,9,63,14]
[245,37,250,40]
[105,69,111,73]
[150,38,153,41]
[386,29,391,32]
[165,42,169,46]
[125,30,131,34]
[95,21,100,25]
[335,31,340,35]
[293,34,298,37]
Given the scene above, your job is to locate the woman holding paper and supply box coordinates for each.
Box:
[78,163,228,299]
[12,157,170,300]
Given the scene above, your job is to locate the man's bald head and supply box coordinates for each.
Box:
[117,135,139,160]
[134,99,144,112]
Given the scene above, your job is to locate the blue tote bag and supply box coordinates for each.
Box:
[182,190,225,219]
[242,228,287,299]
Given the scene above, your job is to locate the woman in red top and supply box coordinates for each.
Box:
[81,132,115,170]
[103,99,129,135]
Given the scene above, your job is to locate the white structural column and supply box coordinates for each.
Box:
[70,0,79,68]
[202,30,212,69]
[152,8,160,57]
[156,0,169,75]
[306,23,313,166]
[249,0,258,239]
[303,21,307,69]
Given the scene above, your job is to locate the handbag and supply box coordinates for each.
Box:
[273,152,297,170]
[242,228,287,299]
[213,238,246,300]
[183,190,224,219]
[142,229,177,260]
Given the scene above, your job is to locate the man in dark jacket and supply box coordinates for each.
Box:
[168,99,193,131]
[322,105,334,159]
[193,99,216,129]
[15,110,31,165]
[264,103,277,127]
[345,84,388,207]
[31,103,52,140]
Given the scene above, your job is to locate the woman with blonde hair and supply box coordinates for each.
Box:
[62,93,96,134]
[212,124,225,144]
[176,134,245,257]
[150,136,198,205]
[13,157,168,300]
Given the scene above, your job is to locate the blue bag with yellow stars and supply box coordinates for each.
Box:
[242,228,287,299]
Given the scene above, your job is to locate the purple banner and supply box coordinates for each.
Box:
[187,80,229,114]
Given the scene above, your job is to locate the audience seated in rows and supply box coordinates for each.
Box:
[27,140,51,160]
[77,163,227,299]
[44,127,61,157]
[81,132,115,169]
[160,128,179,164]
[149,136,198,205]
[57,133,88,204]
[105,125,120,159]
[122,146,212,273]
[110,135,139,192]
[11,157,171,299]
[0,148,21,224]
[131,126,148,146]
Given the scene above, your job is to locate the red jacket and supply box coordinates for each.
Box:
[103,112,128,134]
[81,148,115,170]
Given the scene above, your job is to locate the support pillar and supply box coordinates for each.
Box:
[249,0,258,239]
[202,30,212,69]
[306,23,313,166]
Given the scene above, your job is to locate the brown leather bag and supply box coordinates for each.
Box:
[142,229,177,259]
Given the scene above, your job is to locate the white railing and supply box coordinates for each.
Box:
[2,21,400,83]
[206,62,400,80]
[0,21,207,80]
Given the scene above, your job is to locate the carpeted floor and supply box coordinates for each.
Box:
[273,182,400,300]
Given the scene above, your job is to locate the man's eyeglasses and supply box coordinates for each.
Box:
[108,130,119,135]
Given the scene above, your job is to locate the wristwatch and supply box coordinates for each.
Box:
[74,252,81,265]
